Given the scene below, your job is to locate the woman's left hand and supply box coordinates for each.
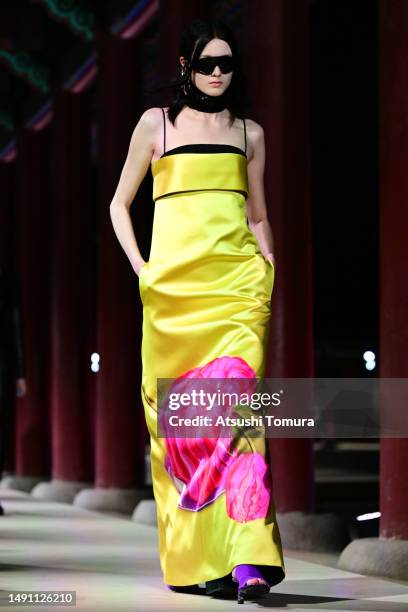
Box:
[264,252,276,268]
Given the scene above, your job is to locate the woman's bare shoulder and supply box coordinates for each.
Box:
[139,106,166,128]
[244,118,264,138]
[242,118,265,160]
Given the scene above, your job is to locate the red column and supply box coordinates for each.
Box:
[245,1,345,551]
[379,0,408,541]
[4,128,52,492]
[32,91,94,503]
[74,32,150,514]
[0,162,15,271]
[338,1,408,580]
[247,0,315,512]
[0,161,17,478]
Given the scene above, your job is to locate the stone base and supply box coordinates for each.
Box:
[31,480,91,504]
[132,500,157,526]
[0,475,44,493]
[337,537,408,581]
[73,487,151,515]
[276,510,348,552]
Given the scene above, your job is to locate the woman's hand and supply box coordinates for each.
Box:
[246,121,277,271]
[137,261,147,277]
[264,252,276,268]
[109,108,161,273]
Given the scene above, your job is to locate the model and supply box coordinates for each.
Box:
[109,17,286,605]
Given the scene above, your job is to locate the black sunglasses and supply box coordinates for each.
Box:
[189,55,235,75]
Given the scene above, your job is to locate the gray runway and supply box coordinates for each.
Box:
[1,489,408,611]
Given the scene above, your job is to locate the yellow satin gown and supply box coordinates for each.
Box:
[139,129,286,587]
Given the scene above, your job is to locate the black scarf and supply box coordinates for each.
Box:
[183,81,230,113]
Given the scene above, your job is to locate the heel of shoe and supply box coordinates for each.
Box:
[236,582,270,603]
[232,564,270,604]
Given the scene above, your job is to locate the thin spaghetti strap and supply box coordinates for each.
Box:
[243,118,247,154]
[161,107,166,154]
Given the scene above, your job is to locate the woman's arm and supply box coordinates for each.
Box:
[245,120,276,268]
[109,108,160,276]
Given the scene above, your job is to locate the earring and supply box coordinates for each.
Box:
[180,63,192,96]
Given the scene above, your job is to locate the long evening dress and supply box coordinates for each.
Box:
[139,107,286,588]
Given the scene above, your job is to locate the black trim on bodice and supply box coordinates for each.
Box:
[160,108,247,159]
[160,143,247,159]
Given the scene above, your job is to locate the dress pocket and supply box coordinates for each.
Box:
[138,262,150,299]
[261,255,275,274]
[265,257,275,270]
[255,254,275,298]
[255,253,275,269]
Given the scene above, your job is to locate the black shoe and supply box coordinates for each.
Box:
[205,574,237,599]
[232,565,270,604]
[0,504,4,516]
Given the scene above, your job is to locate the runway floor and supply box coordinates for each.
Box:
[0,488,408,611]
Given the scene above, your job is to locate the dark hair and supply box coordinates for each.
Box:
[146,18,250,127]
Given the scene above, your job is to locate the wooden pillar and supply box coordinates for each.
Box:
[245,0,343,550]
[246,0,314,506]
[378,0,408,541]
[3,128,52,492]
[31,91,94,503]
[0,161,17,478]
[74,31,149,514]
[338,0,408,579]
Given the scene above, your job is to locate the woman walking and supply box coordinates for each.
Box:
[110,18,286,604]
